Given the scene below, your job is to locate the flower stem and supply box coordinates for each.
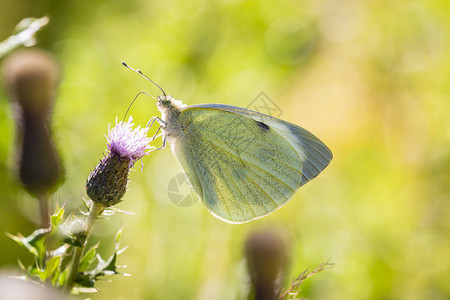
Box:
[65,201,104,293]
[38,193,50,228]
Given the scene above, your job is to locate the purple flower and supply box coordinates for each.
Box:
[107,117,152,165]
[86,117,152,207]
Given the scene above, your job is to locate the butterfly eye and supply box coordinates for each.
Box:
[161,99,172,106]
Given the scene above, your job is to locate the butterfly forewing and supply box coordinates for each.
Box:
[191,104,333,185]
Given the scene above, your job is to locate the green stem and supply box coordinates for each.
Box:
[65,202,104,293]
[38,193,50,228]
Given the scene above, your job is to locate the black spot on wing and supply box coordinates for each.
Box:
[256,121,270,131]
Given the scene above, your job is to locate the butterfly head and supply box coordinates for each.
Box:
[157,95,185,114]
[157,95,173,108]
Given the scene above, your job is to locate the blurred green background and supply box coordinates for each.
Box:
[1,0,449,299]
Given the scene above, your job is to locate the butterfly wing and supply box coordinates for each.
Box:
[172,104,332,223]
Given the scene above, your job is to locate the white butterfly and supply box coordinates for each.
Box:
[123,62,332,223]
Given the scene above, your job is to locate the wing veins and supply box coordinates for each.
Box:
[186,133,238,220]
[226,169,259,218]
[243,168,286,208]
[185,129,298,192]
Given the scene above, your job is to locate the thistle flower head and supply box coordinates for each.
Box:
[107,116,152,165]
[86,116,152,207]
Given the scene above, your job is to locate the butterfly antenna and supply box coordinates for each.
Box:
[123,91,154,121]
[121,61,167,96]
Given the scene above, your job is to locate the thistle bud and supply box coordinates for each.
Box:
[86,117,151,207]
[2,49,62,197]
[2,49,58,114]
[245,230,289,300]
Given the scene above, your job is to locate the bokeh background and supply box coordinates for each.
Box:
[0,0,449,299]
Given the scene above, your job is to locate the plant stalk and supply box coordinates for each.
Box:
[65,202,104,292]
[38,193,50,228]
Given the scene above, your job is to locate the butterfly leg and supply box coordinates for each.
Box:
[146,116,167,130]
[148,135,166,153]
[146,116,167,141]
[146,116,167,152]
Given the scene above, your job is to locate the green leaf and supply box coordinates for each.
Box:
[57,268,69,287]
[74,238,123,288]
[75,273,95,288]
[51,206,65,227]
[7,233,38,257]
[47,244,70,286]
[44,255,61,284]
[52,268,61,286]
[29,263,46,282]
[79,244,98,272]
[7,228,51,261]
[116,227,123,243]
[102,252,118,273]
[59,246,74,272]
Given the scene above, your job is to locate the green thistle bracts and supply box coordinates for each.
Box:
[86,153,130,207]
